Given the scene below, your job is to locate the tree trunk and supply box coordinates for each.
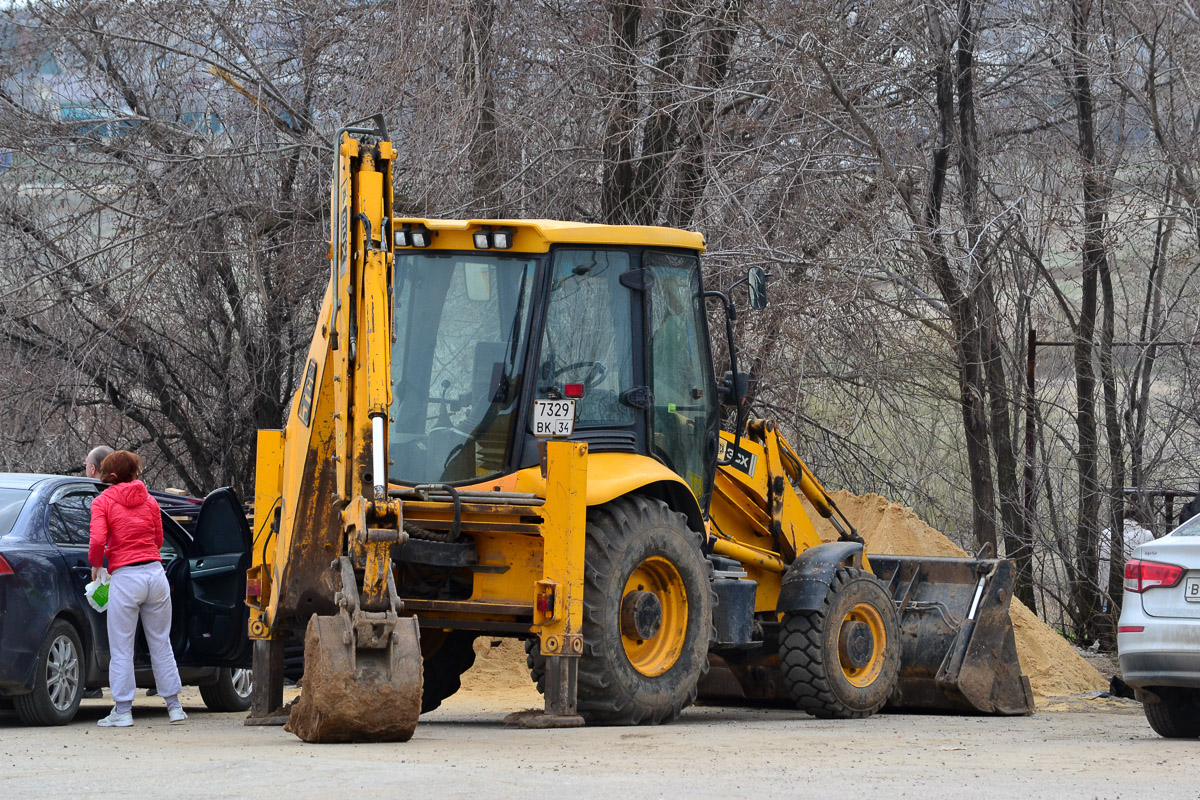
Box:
[462,0,501,213]
[672,0,742,227]
[1068,0,1104,642]
[601,0,641,224]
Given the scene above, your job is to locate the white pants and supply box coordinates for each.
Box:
[106,562,182,712]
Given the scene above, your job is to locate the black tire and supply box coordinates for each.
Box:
[420,632,478,713]
[200,667,253,712]
[527,495,713,725]
[778,567,900,719]
[13,619,84,726]
[1143,688,1200,738]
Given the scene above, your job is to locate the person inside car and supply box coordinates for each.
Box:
[88,450,186,727]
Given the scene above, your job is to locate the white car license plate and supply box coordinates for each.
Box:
[532,399,576,437]
[1185,576,1200,603]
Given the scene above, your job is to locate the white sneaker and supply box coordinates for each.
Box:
[97,710,133,727]
[167,706,187,723]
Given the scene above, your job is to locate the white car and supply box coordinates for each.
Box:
[1117,514,1200,738]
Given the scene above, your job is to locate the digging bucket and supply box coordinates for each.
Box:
[285,611,424,742]
[868,553,1034,715]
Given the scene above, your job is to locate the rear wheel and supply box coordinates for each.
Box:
[1143,688,1200,738]
[420,631,478,713]
[778,567,899,719]
[527,495,713,725]
[14,620,83,726]
[200,668,253,712]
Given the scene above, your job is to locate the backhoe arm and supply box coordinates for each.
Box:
[246,121,423,742]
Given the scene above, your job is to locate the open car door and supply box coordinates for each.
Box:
[183,487,252,667]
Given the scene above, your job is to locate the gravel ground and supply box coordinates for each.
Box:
[1,687,1190,800]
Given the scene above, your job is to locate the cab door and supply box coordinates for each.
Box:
[643,251,720,509]
[181,487,251,666]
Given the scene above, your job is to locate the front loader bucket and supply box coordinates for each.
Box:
[869,554,1034,715]
[285,612,424,743]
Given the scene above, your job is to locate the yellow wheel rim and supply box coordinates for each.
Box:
[621,556,689,677]
[838,602,887,688]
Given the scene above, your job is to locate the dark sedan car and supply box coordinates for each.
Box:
[0,473,252,725]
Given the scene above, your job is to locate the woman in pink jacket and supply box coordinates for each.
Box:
[88,450,186,727]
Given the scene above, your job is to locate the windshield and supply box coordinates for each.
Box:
[390,252,538,483]
[0,488,30,538]
[536,249,634,427]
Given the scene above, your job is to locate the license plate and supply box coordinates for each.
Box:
[532,399,575,437]
[1186,576,1200,603]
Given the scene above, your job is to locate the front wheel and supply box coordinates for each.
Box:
[1143,688,1200,738]
[14,620,84,726]
[420,631,478,714]
[200,667,253,712]
[527,495,713,725]
[778,567,899,719]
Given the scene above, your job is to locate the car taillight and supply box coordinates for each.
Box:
[1123,558,1185,593]
[0,554,13,575]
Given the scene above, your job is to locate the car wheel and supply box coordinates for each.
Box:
[1143,688,1200,738]
[13,620,84,726]
[199,667,253,712]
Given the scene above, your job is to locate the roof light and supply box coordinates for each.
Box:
[394,223,434,249]
[473,230,492,249]
[1124,558,1185,593]
[0,554,13,575]
[492,227,514,249]
[563,383,584,399]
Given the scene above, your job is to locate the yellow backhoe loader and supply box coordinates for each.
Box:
[244,119,1032,742]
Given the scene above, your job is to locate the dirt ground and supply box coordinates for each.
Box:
[6,494,1161,798]
[1,679,1191,800]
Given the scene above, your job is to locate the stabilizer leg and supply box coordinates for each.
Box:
[245,637,289,726]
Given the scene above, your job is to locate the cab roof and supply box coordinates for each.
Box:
[392,218,706,254]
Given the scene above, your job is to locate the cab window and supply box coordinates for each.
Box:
[536,249,634,428]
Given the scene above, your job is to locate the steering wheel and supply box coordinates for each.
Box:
[551,360,608,389]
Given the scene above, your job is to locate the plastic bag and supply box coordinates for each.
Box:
[84,568,111,613]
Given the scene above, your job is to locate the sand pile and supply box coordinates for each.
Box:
[458,638,539,695]
[812,491,1107,702]
[452,491,1106,707]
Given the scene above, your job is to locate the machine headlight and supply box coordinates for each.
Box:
[492,228,513,249]
[410,227,432,248]
[473,231,492,249]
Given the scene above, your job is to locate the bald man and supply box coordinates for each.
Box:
[85,446,114,480]
[82,445,115,700]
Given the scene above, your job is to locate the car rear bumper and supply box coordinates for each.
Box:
[1119,651,1200,689]
[0,590,38,695]
[1117,611,1200,690]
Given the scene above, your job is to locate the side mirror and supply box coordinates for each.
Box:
[748,267,768,310]
[717,370,749,407]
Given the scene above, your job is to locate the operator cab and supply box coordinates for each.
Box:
[387,220,720,508]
